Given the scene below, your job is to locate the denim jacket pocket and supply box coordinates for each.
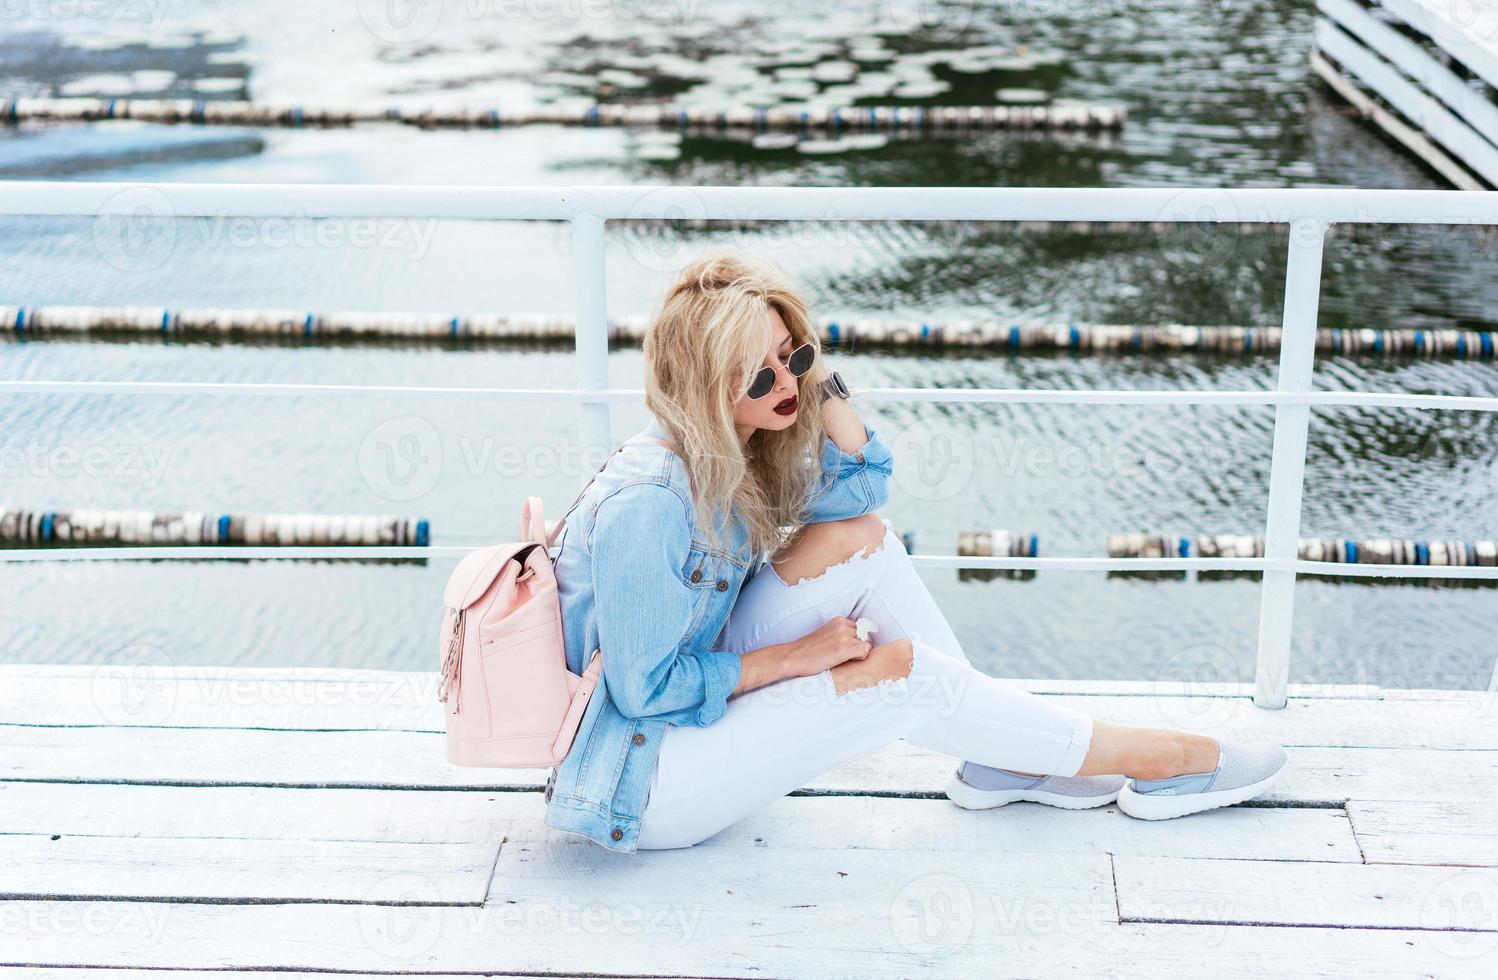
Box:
[681,542,737,592]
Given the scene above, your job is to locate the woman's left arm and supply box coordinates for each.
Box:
[799,358,895,524]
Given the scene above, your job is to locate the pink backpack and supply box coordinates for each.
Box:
[437,433,675,767]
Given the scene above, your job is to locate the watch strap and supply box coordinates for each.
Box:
[818,372,848,404]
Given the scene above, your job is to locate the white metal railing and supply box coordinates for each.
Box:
[4,182,1498,709]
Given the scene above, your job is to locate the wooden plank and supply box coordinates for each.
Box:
[1322,0,1498,148]
[4,683,1489,755]
[1117,855,1498,938]
[1272,746,1498,804]
[1381,0,1498,92]
[4,727,1495,804]
[0,973,555,980]
[0,663,1396,731]
[0,834,499,904]
[1351,800,1498,866]
[0,783,1360,862]
[0,782,528,844]
[0,973,554,980]
[1317,19,1498,185]
[803,742,1498,805]
[1,896,1492,976]
[0,726,547,789]
[0,849,1114,976]
[1311,49,1488,190]
[542,794,1363,862]
[0,664,441,730]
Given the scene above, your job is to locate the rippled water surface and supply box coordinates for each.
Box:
[1,1,1494,687]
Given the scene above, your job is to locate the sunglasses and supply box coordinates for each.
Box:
[746,342,816,399]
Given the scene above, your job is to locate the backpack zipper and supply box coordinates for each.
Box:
[438,605,465,712]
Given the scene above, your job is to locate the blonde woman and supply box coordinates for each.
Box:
[544,249,1288,852]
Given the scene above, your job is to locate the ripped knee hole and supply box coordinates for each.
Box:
[829,638,915,695]
[774,521,889,589]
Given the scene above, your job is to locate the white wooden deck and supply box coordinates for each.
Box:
[1,664,1495,977]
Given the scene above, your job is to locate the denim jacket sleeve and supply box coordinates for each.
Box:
[588,481,743,726]
[801,421,895,524]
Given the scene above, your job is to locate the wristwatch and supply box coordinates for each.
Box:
[816,370,850,405]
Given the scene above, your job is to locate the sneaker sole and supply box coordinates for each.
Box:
[943,773,1120,811]
[1115,760,1288,820]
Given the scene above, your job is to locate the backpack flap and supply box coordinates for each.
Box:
[442,541,545,612]
[437,540,548,712]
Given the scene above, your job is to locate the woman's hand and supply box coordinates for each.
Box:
[784,615,872,675]
[731,616,876,699]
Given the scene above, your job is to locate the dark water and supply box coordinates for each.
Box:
[0,1,1494,689]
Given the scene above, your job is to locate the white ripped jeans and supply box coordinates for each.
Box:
[635,520,1095,850]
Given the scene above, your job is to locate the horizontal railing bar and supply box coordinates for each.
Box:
[2,181,1498,224]
[1,546,1495,578]
[1,379,1494,412]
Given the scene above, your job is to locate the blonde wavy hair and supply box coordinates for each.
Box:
[642,248,828,558]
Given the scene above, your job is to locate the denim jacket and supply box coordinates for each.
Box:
[543,410,895,852]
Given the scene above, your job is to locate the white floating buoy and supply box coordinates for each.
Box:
[986,56,1040,71]
[193,77,245,94]
[59,74,135,97]
[812,61,858,83]
[637,144,681,161]
[796,138,851,154]
[130,70,177,91]
[996,88,1049,104]
[751,132,801,150]
[892,81,951,98]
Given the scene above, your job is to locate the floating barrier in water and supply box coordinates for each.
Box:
[0,97,1127,132]
[1107,532,1498,566]
[955,528,1041,580]
[6,305,1494,358]
[958,529,1041,558]
[0,508,429,547]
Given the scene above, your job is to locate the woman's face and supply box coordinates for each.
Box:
[732,307,805,437]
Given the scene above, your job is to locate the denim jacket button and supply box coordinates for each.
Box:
[690,568,702,583]
[715,579,728,591]
[632,732,646,745]
[610,827,624,841]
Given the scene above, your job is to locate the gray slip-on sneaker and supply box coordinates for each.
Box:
[1116,738,1288,820]
[944,760,1126,810]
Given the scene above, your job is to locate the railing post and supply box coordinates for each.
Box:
[1254,217,1329,709]
[571,212,611,479]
